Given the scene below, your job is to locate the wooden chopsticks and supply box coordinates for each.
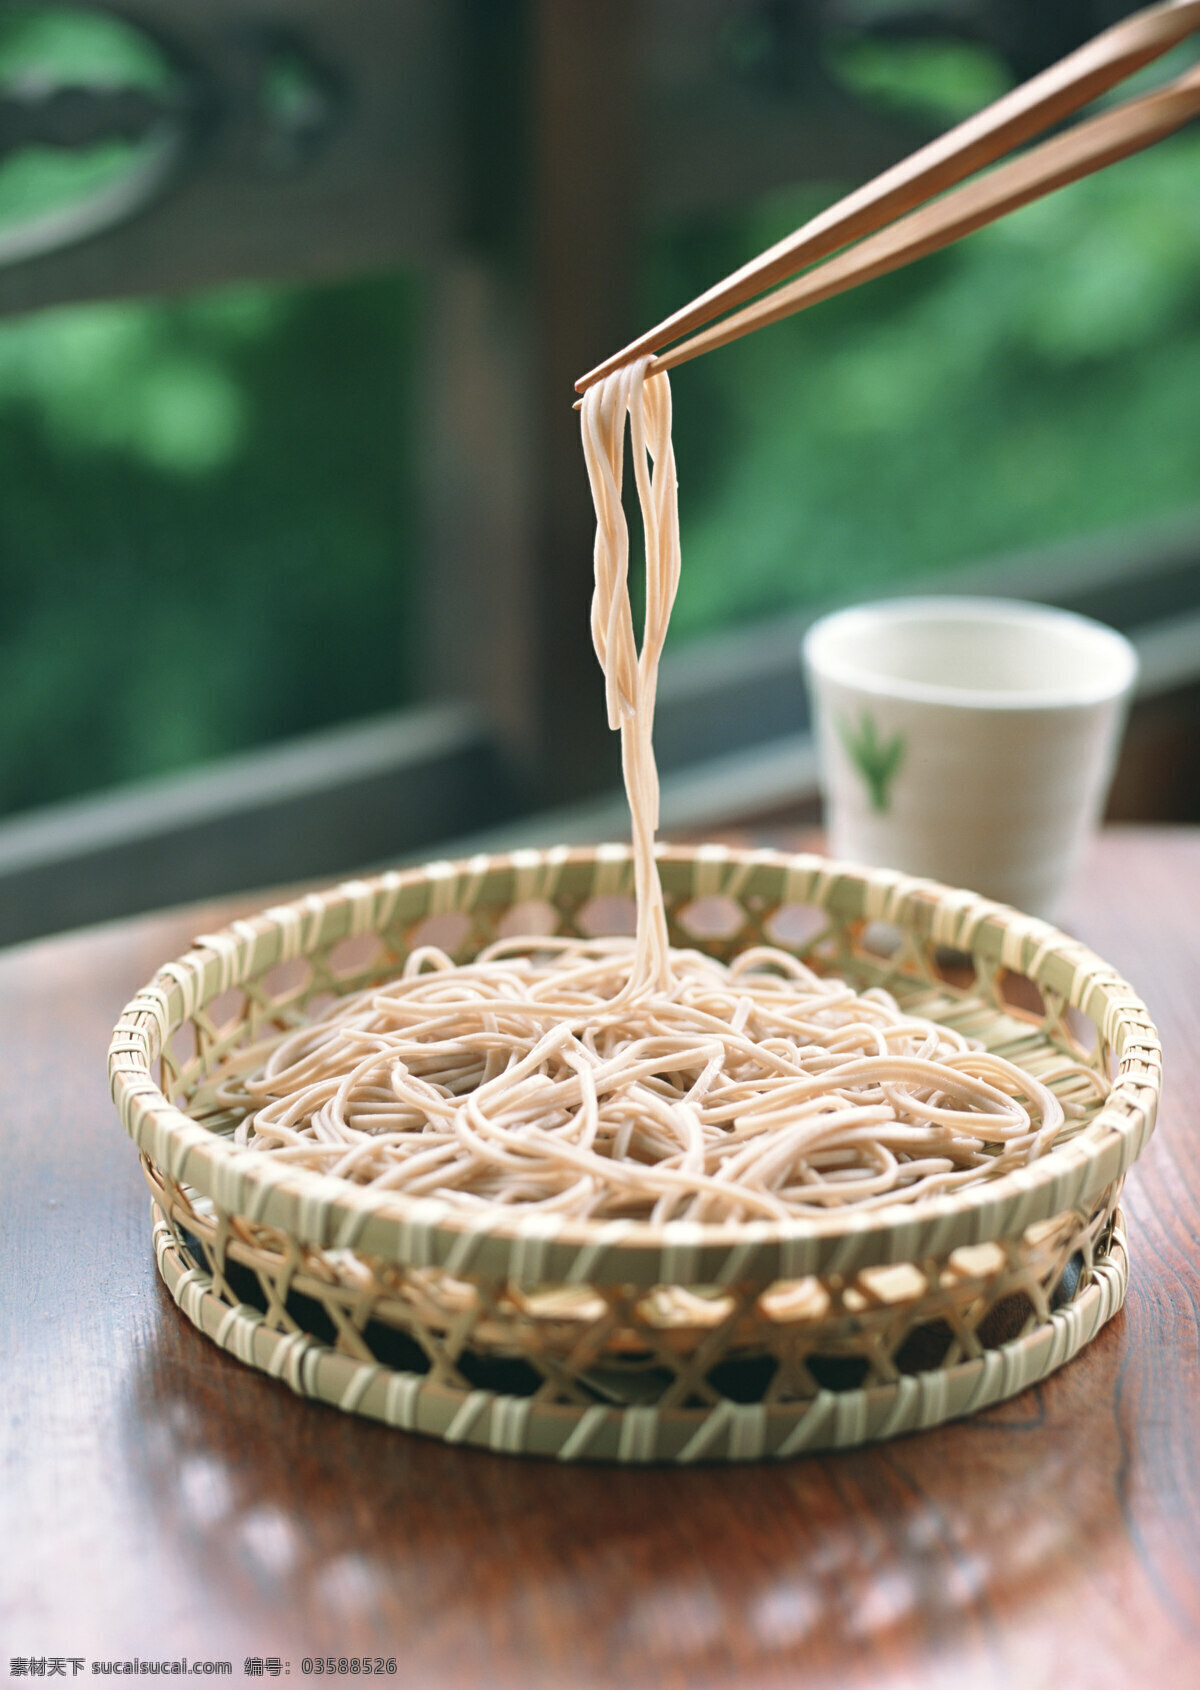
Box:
[574,0,1200,398]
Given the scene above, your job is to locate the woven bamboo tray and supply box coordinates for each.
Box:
[109,845,1160,1463]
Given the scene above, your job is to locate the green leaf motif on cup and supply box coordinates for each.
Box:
[837,711,906,813]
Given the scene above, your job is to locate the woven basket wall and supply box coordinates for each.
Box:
[109,845,1160,1462]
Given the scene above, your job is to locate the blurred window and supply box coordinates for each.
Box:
[0,2,1196,833]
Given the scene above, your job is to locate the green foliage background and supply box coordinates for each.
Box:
[0,277,419,815]
[0,8,421,816]
[0,14,1196,815]
[658,38,1200,638]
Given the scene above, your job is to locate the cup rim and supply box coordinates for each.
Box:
[801,595,1139,711]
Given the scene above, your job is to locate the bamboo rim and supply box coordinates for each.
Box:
[150,1202,1130,1463]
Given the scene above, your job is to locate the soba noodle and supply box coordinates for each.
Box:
[228,360,1102,1223]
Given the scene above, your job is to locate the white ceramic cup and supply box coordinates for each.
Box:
[802,597,1138,919]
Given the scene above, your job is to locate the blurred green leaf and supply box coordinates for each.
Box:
[0,6,172,91]
[828,37,1012,124]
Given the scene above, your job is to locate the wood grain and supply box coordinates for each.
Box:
[1,828,1198,1686]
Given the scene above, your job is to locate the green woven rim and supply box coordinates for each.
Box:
[109,846,1161,1286]
[151,1202,1129,1462]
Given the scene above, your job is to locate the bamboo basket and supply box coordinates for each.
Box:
[109,845,1159,1463]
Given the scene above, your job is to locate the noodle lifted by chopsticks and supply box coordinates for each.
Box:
[229,361,1102,1223]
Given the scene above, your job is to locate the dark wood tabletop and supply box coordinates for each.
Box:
[3,826,1198,1689]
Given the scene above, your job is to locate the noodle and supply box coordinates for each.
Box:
[228,360,1103,1223]
[583,357,678,997]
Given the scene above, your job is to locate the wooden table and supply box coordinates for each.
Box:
[3,827,1198,1688]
